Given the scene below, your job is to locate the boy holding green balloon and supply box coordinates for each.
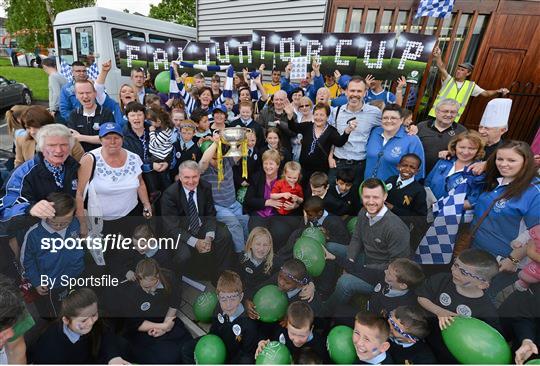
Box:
[417,248,502,363]
[255,301,329,363]
[183,270,258,364]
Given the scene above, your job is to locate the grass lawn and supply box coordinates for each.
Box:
[0,58,48,101]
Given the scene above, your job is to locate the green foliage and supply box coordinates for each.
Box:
[148,0,196,28]
[0,63,49,100]
[3,0,95,50]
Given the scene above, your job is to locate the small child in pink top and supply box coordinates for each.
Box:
[271,161,304,215]
[514,224,540,291]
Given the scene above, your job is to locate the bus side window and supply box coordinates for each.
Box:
[111,28,145,68]
[149,34,187,43]
[75,26,95,67]
[56,28,74,64]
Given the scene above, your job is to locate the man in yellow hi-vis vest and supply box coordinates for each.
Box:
[428,46,509,122]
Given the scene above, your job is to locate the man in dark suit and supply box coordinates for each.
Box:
[161,160,234,282]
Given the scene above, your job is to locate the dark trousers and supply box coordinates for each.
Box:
[172,222,235,283]
[248,214,302,252]
[328,158,366,186]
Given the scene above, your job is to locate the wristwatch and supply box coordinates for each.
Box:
[507,255,520,265]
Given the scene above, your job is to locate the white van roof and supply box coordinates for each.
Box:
[53,6,196,39]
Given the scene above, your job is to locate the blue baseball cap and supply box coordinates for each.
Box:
[99,122,124,138]
[212,104,228,115]
[338,75,352,89]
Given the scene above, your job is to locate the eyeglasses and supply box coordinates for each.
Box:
[300,105,311,108]
[452,260,486,282]
[218,293,241,303]
[382,116,401,121]
[388,314,419,343]
[436,109,458,115]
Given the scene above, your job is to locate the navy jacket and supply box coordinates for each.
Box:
[0,153,79,234]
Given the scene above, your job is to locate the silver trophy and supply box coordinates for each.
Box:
[220,127,251,157]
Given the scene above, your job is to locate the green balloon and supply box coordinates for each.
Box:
[327,325,357,364]
[442,317,511,364]
[256,341,292,364]
[200,140,213,153]
[526,359,540,365]
[253,285,288,323]
[293,236,325,277]
[194,334,227,364]
[154,71,170,93]
[346,216,358,235]
[193,291,218,323]
[301,227,326,246]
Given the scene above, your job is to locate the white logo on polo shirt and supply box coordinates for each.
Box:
[456,304,472,317]
[439,292,452,306]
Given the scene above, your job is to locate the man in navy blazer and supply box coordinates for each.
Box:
[161,160,234,282]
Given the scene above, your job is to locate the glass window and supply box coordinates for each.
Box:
[447,14,471,75]
[334,8,348,32]
[364,9,378,33]
[111,28,145,68]
[349,9,362,32]
[149,34,186,43]
[75,26,94,65]
[464,15,488,63]
[395,11,409,35]
[379,10,393,32]
[56,28,74,64]
[424,17,437,35]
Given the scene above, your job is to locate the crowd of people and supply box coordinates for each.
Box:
[0,48,539,365]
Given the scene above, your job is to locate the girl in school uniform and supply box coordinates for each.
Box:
[237,227,277,300]
[28,288,130,364]
[122,258,192,364]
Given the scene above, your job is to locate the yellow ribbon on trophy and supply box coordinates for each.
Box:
[217,138,224,189]
[241,139,248,179]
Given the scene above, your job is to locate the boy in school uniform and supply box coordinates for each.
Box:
[170,119,202,181]
[233,130,262,193]
[20,192,84,318]
[387,305,437,364]
[326,168,362,217]
[353,311,394,364]
[182,270,258,364]
[417,248,502,363]
[191,108,212,146]
[384,153,427,250]
[322,256,425,318]
[275,196,350,299]
[255,301,329,363]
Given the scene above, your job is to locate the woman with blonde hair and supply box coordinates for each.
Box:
[244,149,301,250]
[5,105,29,171]
[15,105,84,167]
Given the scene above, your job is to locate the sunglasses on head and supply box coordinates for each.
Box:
[452,260,486,282]
[280,267,309,286]
[388,314,419,343]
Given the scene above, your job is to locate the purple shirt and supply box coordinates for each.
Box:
[257,178,277,217]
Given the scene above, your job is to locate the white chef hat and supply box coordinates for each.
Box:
[480,98,512,128]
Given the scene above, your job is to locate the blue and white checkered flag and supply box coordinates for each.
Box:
[59,58,73,83]
[87,62,99,82]
[415,177,470,265]
[415,0,454,18]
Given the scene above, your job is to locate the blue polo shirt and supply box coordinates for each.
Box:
[365,89,397,104]
[364,126,425,181]
[472,178,540,257]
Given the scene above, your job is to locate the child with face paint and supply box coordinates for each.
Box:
[387,305,437,364]
[245,259,320,338]
[255,301,329,363]
[29,288,130,364]
[417,248,502,363]
[352,311,394,364]
[182,270,258,364]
